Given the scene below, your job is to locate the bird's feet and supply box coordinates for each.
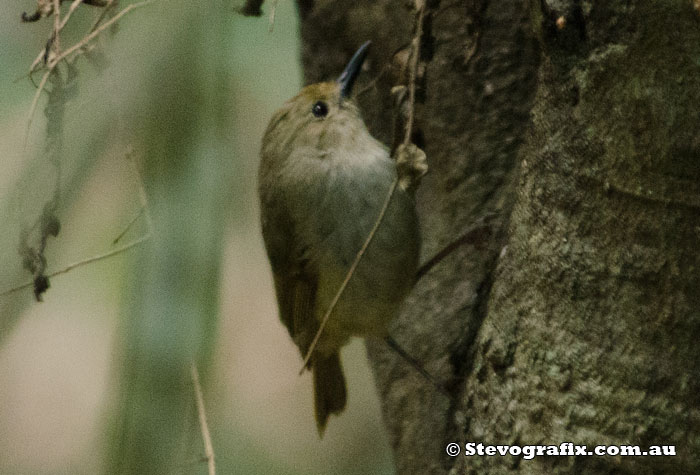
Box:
[395,142,428,193]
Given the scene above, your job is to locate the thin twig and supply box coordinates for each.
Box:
[25,69,52,148]
[115,148,151,242]
[356,62,391,98]
[25,0,153,147]
[300,179,398,373]
[56,0,153,63]
[0,234,150,298]
[191,363,216,475]
[112,207,145,244]
[59,0,87,31]
[87,0,116,34]
[53,0,62,52]
[299,0,426,372]
[463,30,481,69]
[404,0,425,145]
[128,151,153,232]
[29,51,45,78]
[384,335,452,398]
[268,0,279,32]
[24,0,82,82]
[415,213,496,281]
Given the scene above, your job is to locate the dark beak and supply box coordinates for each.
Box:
[338,41,371,100]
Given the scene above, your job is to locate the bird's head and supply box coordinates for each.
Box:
[261,41,374,160]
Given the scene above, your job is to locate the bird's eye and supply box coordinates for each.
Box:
[312,101,329,118]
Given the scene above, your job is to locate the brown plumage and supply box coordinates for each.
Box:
[258,42,420,435]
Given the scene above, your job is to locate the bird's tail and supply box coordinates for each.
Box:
[313,352,347,437]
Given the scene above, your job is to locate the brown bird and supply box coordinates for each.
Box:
[258,42,420,435]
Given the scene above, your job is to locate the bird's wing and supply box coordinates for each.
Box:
[261,193,320,364]
[272,270,318,363]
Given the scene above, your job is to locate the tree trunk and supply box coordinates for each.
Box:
[297,1,700,474]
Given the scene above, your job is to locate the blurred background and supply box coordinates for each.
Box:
[0,1,394,473]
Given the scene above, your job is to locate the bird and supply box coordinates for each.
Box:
[258,41,421,436]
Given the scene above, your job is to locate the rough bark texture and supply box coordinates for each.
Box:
[298,1,700,474]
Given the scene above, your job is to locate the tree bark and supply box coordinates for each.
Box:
[298,1,700,474]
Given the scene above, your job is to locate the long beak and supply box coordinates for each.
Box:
[338,41,371,100]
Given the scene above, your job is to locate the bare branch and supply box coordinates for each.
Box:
[191,363,216,475]
[59,0,86,31]
[415,213,497,281]
[268,0,279,32]
[25,0,154,147]
[130,155,153,233]
[55,0,153,63]
[384,335,452,398]
[53,0,61,52]
[25,69,52,148]
[403,0,425,145]
[87,0,116,34]
[112,207,145,244]
[113,146,152,244]
[0,234,150,298]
